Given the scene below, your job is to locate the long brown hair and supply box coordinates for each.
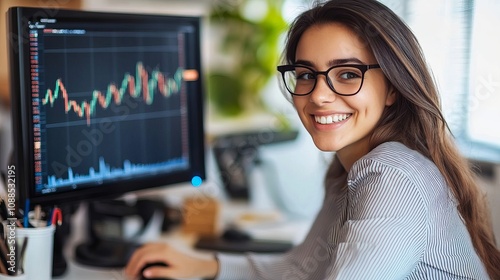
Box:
[282,0,500,278]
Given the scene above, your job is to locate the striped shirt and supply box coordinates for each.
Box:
[215,141,490,280]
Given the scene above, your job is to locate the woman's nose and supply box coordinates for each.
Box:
[309,75,336,104]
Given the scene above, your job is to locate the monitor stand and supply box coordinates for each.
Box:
[75,238,140,268]
[74,199,164,268]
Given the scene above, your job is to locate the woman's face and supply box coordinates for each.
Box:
[292,23,396,166]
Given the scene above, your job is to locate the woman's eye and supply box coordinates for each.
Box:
[339,71,361,80]
[296,72,315,80]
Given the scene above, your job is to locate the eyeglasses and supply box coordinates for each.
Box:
[277,64,381,96]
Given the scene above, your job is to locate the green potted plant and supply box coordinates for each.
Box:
[207,0,288,117]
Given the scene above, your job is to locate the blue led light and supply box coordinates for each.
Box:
[191,176,202,187]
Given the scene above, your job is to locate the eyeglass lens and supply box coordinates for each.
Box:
[283,66,365,96]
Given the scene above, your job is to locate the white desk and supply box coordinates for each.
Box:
[53,197,312,280]
[55,229,202,280]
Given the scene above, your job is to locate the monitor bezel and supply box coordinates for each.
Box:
[8,7,206,206]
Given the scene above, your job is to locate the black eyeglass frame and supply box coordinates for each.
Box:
[277,64,381,96]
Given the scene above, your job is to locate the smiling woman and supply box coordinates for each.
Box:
[124,1,500,279]
[280,0,500,278]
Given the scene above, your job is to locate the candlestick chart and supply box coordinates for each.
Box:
[42,62,184,126]
[34,29,198,189]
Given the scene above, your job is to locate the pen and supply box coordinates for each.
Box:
[0,171,5,187]
[17,237,28,275]
[23,199,30,228]
[0,198,7,221]
[33,205,41,221]
[47,207,62,226]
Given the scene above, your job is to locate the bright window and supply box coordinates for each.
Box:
[383,0,500,163]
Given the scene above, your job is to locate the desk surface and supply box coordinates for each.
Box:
[54,198,312,280]
[55,227,202,279]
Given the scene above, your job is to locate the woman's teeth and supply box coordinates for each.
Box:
[314,114,351,124]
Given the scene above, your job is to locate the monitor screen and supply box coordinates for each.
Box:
[8,7,205,206]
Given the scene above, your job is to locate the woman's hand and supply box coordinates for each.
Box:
[124,242,219,279]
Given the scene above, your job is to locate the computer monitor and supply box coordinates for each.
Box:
[8,7,205,205]
[7,7,205,267]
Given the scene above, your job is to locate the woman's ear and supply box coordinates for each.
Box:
[385,85,397,106]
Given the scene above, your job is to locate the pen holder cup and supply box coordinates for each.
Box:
[15,226,55,280]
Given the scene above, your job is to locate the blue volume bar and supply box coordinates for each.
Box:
[46,156,188,188]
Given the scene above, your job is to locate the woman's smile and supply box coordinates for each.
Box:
[314,113,352,125]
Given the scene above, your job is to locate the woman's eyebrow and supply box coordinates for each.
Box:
[294,57,367,67]
[294,59,314,67]
[327,57,365,66]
